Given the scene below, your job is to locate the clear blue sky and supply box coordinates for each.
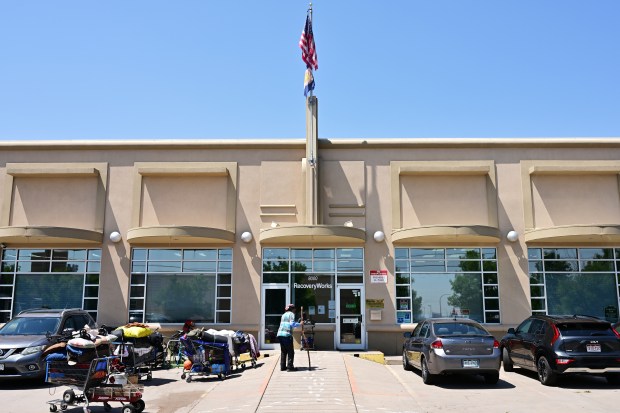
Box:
[1,1,618,140]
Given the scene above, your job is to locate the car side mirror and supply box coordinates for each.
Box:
[507,327,516,334]
[404,332,412,338]
[62,327,76,337]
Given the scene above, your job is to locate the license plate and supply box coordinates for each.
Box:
[462,359,479,368]
[586,344,601,352]
[0,364,4,371]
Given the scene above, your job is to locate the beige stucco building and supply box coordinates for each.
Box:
[1,101,620,355]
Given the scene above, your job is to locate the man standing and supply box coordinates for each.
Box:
[277,304,300,371]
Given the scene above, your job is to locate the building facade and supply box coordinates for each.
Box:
[2,131,620,355]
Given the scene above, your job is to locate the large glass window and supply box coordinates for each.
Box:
[395,248,499,324]
[129,248,232,324]
[262,248,364,323]
[529,248,620,321]
[0,248,101,323]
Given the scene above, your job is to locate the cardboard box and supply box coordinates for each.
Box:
[342,333,356,343]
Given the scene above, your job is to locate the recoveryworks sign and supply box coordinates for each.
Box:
[294,282,333,289]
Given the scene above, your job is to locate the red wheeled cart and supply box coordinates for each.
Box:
[46,356,145,413]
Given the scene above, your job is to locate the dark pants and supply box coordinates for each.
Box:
[278,335,294,370]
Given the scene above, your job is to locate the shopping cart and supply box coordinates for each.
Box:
[112,341,160,381]
[163,330,186,368]
[301,323,315,350]
[230,331,259,370]
[179,335,230,383]
[46,356,145,413]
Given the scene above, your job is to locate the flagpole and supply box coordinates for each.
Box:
[308,2,313,99]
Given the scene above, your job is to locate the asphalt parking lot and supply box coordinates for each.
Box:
[1,351,619,413]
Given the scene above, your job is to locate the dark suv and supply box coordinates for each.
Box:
[500,314,620,386]
[0,308,96,380]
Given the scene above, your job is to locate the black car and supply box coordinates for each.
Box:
[0,308,96,380]
[500,314,620,386]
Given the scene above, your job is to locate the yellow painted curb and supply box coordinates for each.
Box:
[347,351,385,365]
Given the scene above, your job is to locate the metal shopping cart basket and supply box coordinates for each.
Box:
[112,341,158,381]
[46,356,145,413]
[179,335,230,383]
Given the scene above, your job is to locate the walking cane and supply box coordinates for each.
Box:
[300,306,311,370]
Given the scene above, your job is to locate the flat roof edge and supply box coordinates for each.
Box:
[2,137,620,150]
[320,137,620,149]
[0,139,306,150]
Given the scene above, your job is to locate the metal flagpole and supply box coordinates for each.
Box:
[308,2,313,98]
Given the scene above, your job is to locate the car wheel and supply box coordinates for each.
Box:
[421,357,436,385]
[402,349,413,371]
[484,371,500,385]
[502,348,514,372]
[537,356,557,386]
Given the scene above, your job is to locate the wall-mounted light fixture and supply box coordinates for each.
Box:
[241,231,253,243]
[373,231,385,243]
[506,230,519,242]
[109,231,122,243]
[344,220,353,227]
[271,221,279,228]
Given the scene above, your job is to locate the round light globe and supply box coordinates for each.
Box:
[241,231,253,243]
[109,231,122,243]
[373,231,385,243]
[506,230,519,242]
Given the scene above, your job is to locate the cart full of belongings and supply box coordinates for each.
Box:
[42,325,116,365]
[44,327,146,413]
[229,330,260,370]
[179,329,231,383]
[185,328,260,371]
[110,323,166,382]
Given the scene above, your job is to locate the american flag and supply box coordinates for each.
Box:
[299,14,318,71]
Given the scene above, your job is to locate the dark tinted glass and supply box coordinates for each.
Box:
[556,322,614,336]
[433,321,489,336]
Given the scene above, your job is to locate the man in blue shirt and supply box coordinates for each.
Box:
[277,304,300,371]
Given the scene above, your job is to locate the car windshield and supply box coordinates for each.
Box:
[433,322,489,336]
[0,316,61,335]
[556,322,615,336]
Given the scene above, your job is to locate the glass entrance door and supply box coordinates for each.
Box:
[336,285,365,350]
[261,285,289,349]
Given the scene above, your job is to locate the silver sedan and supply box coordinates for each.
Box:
[402,318,501,385]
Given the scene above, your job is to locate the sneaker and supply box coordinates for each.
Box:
[287,367,298,371]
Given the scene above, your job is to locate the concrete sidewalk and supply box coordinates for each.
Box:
[2,349,619,413]
[181,350,417,413]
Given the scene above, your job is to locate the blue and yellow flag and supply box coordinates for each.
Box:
[304,68,315,97]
